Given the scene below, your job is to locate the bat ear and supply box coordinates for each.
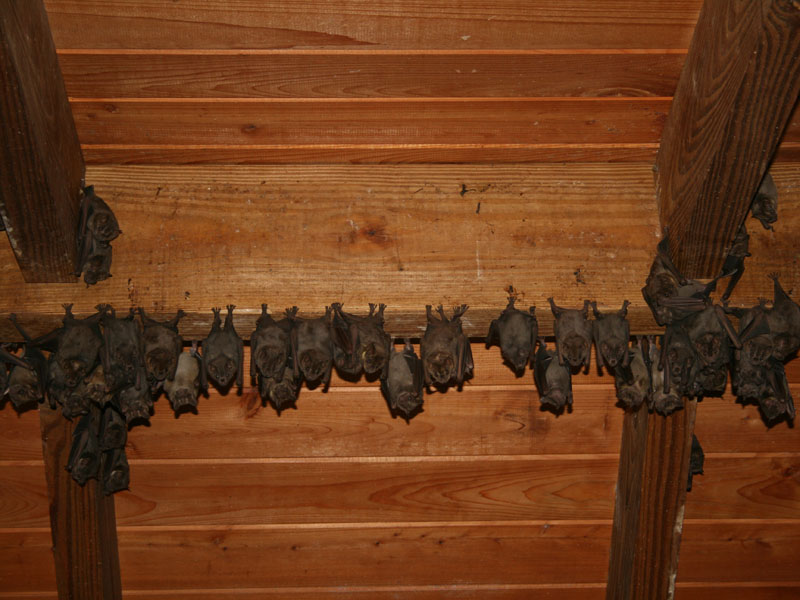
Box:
[590,301,600,318]
[619,300,630,317]
[547,297,562,316]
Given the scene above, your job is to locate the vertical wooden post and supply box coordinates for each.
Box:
[40,404,122,599]
[0,0,84,282]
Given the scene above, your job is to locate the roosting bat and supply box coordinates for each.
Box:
[331,303,362,377]
[76,186,120,285]
[80,186,121,243]
[648,338,683,415]
[548,298,592,373]
[99,306,143,392]
[163,345,201,412]
[200,305,244,392]
[720,226,751,303]
[684,304,740,395]
[79,238,113,286]
[591,300,630,373]
[117,378,153,424]
[765,273,800,361]
[5,315,45,409]
[290,306,334,388]
[661,322,700,397]
[486,293,538,375]
[139,308,184,388]
[63,380,92,419]
[687,434,705,492]
[420,305,473,388]
[46,355,69,410]
[760,361,795,422]
[751,172,778,230]
[52,304,104,389]
[251,305,293,382]
[102,447,130,495]
[84,365,110,406]
[533,340,573,412]
[98,404,127,450]
[381,339,424,419]
[0,345,29,395]
[67,413,100,486]
[614,337,650,410]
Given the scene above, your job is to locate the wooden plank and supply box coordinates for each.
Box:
[675,584,800,600]
[655,0,800,277]
[0,0,83,282]
[39,404,121,599]
[57,51,686,99]
[0,530,56,594]
[43,1,702,50]
[69,99,669,146]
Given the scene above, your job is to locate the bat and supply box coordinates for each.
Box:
[720,226,751,303]
[163,345,202,412]
[765,273,800,361]
[751,172,778,230]
[5,314,46,409]
[760,361,795,422]
[78,238,112,286]
[63,380,92,419]
[262,365,301,413]
[200,305,244,391]
[117,378,153,424]
[1,345,30,395]
[331,303,363,377]
[684,304,740,396]
[54,304,104,389]
[98,305,143,392]
[76,186,120,286]
[381,339,424,420]
[84,365,111,407]
[98,404,127,450]
[139,308,184,388]
[250,305,294,382]
[648,337,683,415]
[101,447,130,495]
[289,306,334,388]
[614,337,650,410]
[334,303,392,376]
[79,186,121,244]
[46,354,69,410]
[687,434,705,492]
[486,292,538,375]
[67,413,100,486]
[641,236,716,326]
[533,339,573,412]
[420,304,473,388]
[732,355,769,401]
[591,300,630,372]
[548,298,592,372]
[660,322,700,397]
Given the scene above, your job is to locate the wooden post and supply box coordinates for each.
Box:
[0,0,84,282]
[40,404,122,599]
[655,0,800,278]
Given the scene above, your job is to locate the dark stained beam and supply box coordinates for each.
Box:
[0,0,84,282]
[40,404,122,600]
[655,0,800,278]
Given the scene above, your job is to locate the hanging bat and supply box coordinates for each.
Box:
[98,404,127,450]
[421,304,473,388]
[163,345,202,412]
[614,337,650,410]
[78,238,113,286]
[687,434,705,492]
[76,186,120,285]
[79,186,121,244]
[251,305,294,383]
[732,355,769,401]
[290,306,334,388]
[685,304,740,369]
[117,378,153,424]
[720,226,750,303]
[533,339,573,412]
[262,366,300,413]
[5,315,46,409]
[765,273,800,361]
[139,308,184,388]
[548,298,592,372]
[381,339,424,419]
[486,292,538,375]
[46,354,69,410]
[54,304,104,388]
[591,300,630,373]
[101,447,130,495]
[63,380,92,419]
[728,301,772,400]
[331,303,363,377]
[1,345,30,395]
[751,171,778,230]
[200,305,244,392]
[340,303,392,376]
[99,306,143,392]
[648,338,683,415]
[67,413,100,486]
[660,322,700,397]
[84,365,110,407]
[641,236,716,326]
[759,360,795,422]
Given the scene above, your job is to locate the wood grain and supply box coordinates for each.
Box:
[43,1,702,50]
[57,51,686,99]
[655,0,800,277]
[0,0,83,282]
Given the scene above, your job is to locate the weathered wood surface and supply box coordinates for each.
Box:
[43,1,702,50]
[655,0,800,277]
[1,163,798,340]
[0,0,83,282]
[57,50,685,99]
[39,404,121,599]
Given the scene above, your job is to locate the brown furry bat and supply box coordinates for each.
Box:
[548,298,592,373]
[139,308,184,388]
[486,293,538,375]
[421,305,473,388]
[290,307,334,388]
[533,339,573,412]
[200,305,244,391]
[591,300,630,372]
[163,345,202,412]
[381,339,424,419]
[614,337,650,410]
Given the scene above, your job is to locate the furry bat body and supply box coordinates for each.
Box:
[685,304,740,396]
[548,298,592,372]
[163,347,201,412]
[661,322,700,397]
[99,404,127,450]
[421,305,473,388]
[381,339,424,419]
[591,300,630,372]
[765,274,800,361]
[84,365,110,406]
[139,308,184,388]
[533,340,573,412]
[201,305,244,391]
[687,435,705,492]
[261,366,300,412]
[55,305,104,389]
[99,306,143,392]
[118,379,153,424]
[648,339,683,415]
[102,447,130,495]
[331,303,363,377]
[1,345,30,395]
[760,361,795,422]
[67,413,100,486]
[751,172,778,230]
[614,338,650,410]
[251,305,293,381]
[332,303,391,377]
[63,380,93,418]
[290,307,334,388]
[79,239,112,286]
[486,294,538,375]
[5,315,45,409]
[76,186,120,285]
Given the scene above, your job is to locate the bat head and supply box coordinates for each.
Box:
[145,347,178,382]
[85,368,109,405]
[693,332,723,366]
[299,349,330,382]
[63,388,91,418]
[118,385,152,423]
[759,395,789,422]
[71,452,99,486]
[254,344,288,379]
[6,366,41,409]
[599,338,627,369]
[61,357,91,388]
[540,389,568,412]
[733,363,767,399]
[772,332,800,361]
[362,341,388,374]
[652,390,683,415]
[82,247,112,284]
[88,209,120,243]
[615,385,645,410]
[270,372,298,411]
[207,355,237,388]
[390,391,423,418]
[424,351,455,385]
[562,333,590,368]
[104,464,130,495]
[170,386,199,411]
[696,366,727,396]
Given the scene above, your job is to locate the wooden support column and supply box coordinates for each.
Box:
[609,2,800,599]
[40,405,122,600]
[0,0,84,282]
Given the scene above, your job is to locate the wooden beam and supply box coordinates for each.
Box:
[40,405,122,599]
[0,0,84,282]
[655,0,800,278]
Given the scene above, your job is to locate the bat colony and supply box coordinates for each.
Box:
[0,174,793,494]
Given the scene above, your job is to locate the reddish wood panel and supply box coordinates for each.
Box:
[57,51,685,99]
[43,1,702,50]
